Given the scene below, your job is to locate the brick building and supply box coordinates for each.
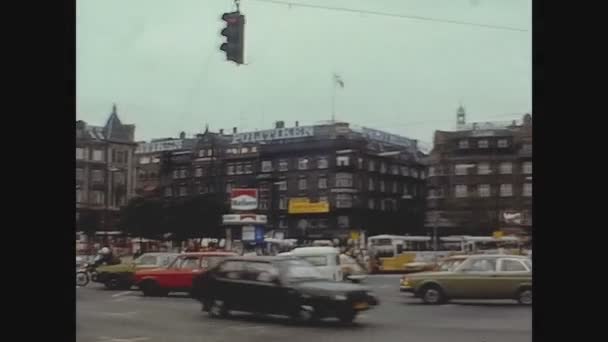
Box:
[76,105,137,236]
[154,121,428,241]
[425,107,532,237]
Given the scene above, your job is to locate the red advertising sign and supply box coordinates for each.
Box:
[230,188,258,211]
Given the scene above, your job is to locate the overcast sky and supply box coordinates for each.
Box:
[76,0,531,148]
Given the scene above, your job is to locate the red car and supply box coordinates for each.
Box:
[134,252,236,296]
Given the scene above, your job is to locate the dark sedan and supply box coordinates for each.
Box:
[192,256,378,324]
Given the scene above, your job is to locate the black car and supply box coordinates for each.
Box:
[192,256,378,324]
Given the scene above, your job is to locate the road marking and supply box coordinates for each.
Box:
[98,311,138,318]
[112,291,134,298]
[98,337,149,342]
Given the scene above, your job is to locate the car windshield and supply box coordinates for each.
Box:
[438,259,465,271]
[299,255,328,266]
[284,259,325,281]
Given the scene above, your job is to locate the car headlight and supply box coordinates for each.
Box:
[334,294,348,301]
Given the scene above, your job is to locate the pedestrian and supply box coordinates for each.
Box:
[133,249,143,259]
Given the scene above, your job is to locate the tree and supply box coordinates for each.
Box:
[120,197,165,240]
[165,194,228,242]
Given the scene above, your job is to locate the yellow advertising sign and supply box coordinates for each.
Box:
[493,231,504,239]
[350,231,360,241]
[288,198,330,214]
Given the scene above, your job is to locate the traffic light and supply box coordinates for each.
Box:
[220,11,245,65]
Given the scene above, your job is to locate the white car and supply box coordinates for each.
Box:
[279,246,343,281]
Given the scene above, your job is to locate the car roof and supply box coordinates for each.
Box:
[466,254,528,259]
[179,252,238,257]
[222,255,296,263]
[290,246,339,255]
[141,252,179,257]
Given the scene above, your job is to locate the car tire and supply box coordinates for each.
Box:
[337,309,357,324]
[76,272,89,287]
[420,284,446,305]
[516,288,532,305]
[104,277,121,290]
[290,305,317,325]
[208,299,229,318]
[140,280,162,297]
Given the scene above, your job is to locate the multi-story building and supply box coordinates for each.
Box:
[157,121,427,241]
[425,107,532,237]
[76,105,137,235]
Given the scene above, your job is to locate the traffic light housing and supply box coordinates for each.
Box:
[220,12,245,65]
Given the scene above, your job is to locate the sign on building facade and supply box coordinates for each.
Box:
[231,126,314,144]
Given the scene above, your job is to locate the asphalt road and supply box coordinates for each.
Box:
[76,275,531,342]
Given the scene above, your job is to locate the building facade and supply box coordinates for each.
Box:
[150,121,427,241]
[76,105,137,235]
[425,108,532,237]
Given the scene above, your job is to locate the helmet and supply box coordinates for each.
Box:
[99,247,111,255]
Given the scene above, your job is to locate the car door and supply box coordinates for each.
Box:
[169,255,203,290]
[494,258,532,298]
[244,261,282,314]
[213,260,249,311]
[446,257,501,299]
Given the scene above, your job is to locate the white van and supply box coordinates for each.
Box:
[279,246,343,281]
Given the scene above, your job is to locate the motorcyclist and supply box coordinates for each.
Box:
[93,246,121,267]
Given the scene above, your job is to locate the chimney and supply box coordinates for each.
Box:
[233,127,237,134]
[179,131,186,139]
[275,121,285,129]
[295,121,299,127]
[219,129,224,135]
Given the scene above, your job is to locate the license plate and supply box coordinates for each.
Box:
[353,302,369,310]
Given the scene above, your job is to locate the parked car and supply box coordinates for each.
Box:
[278,246,343,281]
[192,256,379,324]
[400,254,532,305]
[134,252,236,296]
[94,252,179,290]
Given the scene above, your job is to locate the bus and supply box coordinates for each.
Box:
[441,235,524,255]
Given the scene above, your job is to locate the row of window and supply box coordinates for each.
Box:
[76,169,126,184]
[458,138,532,151]
[76,147,130,163]
[138,156,161,164]
[430,161,532,176]
[445,183,532,198]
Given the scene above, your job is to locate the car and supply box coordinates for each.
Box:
[94,252,179,290]
[191,256,379,324]
[400,254,532,305]
[134,252,236,296]
[339,254,368,283]
[278,246,343,281]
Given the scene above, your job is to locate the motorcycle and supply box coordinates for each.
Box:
[76,263,98,287]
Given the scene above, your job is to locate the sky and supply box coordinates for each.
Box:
[76,0,531,149]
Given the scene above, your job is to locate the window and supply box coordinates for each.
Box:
[172,170,180,179]
[92,191,105,205]
[199,184,209,194]
[478,184,491,197]
[298,178,307,190]
[523,183,532,197]
[319,195,328,203]
[466,258,497,272]
[300,256,328,267]
[428,167,435,177]
[357,158,364,169]
[337,156,350,167]
[522,162,532,174]
[261,160,272,172]
[92,170,104,183]
[179,186,187,197]
[500,184,513,197]
[380,199,386,211]
[498,139,509,148]
[392,182,399,193]
[139,156,150,164]
[411,169,419,178]
[226,182,234,193]
[164,187,173,197]
[92,149,104,161]
[195,168,203,177]
[455,185,468,198]
[152,157,160,164]
[258,199,269,210]
[318,219,329,228]
[176,257,200,269]
[336,194,353,208]
[335,173,353,187]
[455,164,473,175]
[379,181,385,192]
[478,140,489,148]
[400,166,409,176]
[391,165,399,175]
[522,143,532,153]
[76,189,83,203]
[499,162,513,174]
[477,162,491,175]
[368,198,375,209]
[251,146,258,153]
[337,215,349,228]
[298,158,309,170]
[278,180,287,191]
[76,168,84,183]
[317,157,328,169]
[198,149,206,157]
[403,183,409,195]
[241,147,249,154]
[318,176,328,189]
[368,160,375,172]
[76,147,85,160]
[244,162,253,174]
[380,162,387,173]
[246,262,279,282]
[368,178,375,191]
[207,149,213,157]
[180,169,187,178]
[459,140,469,149]
[278,159,289,171]
[236,164,243,175]
[217,260,246,279]
[278,218,288,229]
[279,196,287,210]
[500,259,527,272]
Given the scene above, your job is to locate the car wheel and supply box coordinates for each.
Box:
[140,280,161,297]
[420,284,446,305]
[208,299,229,318]
[105,277,120,290]
[291,305,317,324]
[76,272,89,287]
[517,288,532,305]
[337,309,357,324]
